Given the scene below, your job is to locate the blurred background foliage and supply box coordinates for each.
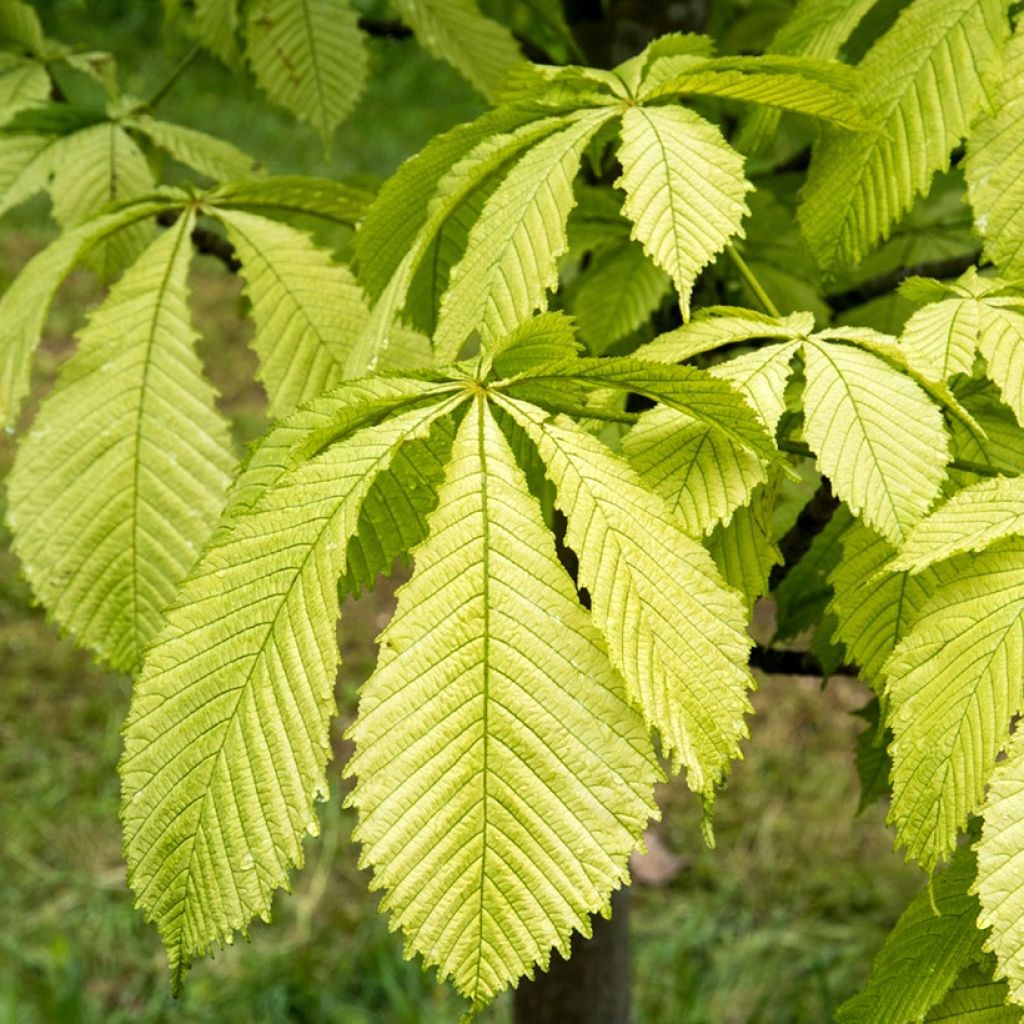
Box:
[1,1,931,1021]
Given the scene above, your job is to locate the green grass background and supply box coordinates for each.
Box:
[1,3,924,1021]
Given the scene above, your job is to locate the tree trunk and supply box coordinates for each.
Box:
[513,887,632,1024]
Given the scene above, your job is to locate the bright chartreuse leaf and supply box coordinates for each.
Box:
[245,0,367,146]
[125,114,260,182]
[616,104,751,316]
[900,295,983,380]
[193,0,241,67]
[977,728,1024,1009]
[392,0,523,101]
[6,211,235,671]
[828,519,947,685]
[214,208,415,416]
[499,396,755,794]
[206,175,371,225]
[925,957,1022,1022]
[738,0,880,153]
[706,487,782,612]
[643,55,869,131]
[434,107,612,360]
[0,52,49,125]
[0,189,187,426]
[504,356,777,462]
[978,302,1024,427]
[888,476,1024,574]
[572,239,671,354]
[799,0,1010,276]
[48,121,156,277]
[638,308,812,364]
[349,115,567,373]
[488,311,582,378]
[801,337,948,544]
[886,538,1024,870]
[835,843,986,1023]
[345,399,658,1010]
[121,395,461,989]
[622,402,766,537]
[967,25,1024,281]
[354,107,539,304]
[712,341,800,435]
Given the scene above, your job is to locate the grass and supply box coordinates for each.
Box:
[1,5,926,1021]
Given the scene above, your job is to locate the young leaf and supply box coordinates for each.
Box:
[214,208,384,415]
[434,107,612,360]
[622,404,766,537]
[206,175,371,225]
[900,297,982,381]
[977,728,1024,1009]
[121,396,460,989]
[886,539,1024,870]
[738,0,880,153]
[617,105,751,317]
[924,957,1021,1022]
[48,122,157,277]
[499,397,755,794]
[712,341,800,435]
[6,211,234,671]
[0,190,187,426]
[638,309,811,364]
[801,338,948,544]
[643,55,869,131]
[392,0,523,101]
[572,240,671,354]
[967,26,1024,280]
[828,520,947,684]
[505,357,777,461]
[0,53,49,124]
[125,114,260,182]
[706,489,782,612]
[799,0,1010,275]
[835,843,986,1023]
[977,303,1024,427]
[193,0,241,66]
[345,399,658,1010]
[245,0,367,145]
[888,476,1024,574]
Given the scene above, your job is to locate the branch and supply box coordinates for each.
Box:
[748,644,854,677]
[828,251,981,312]
[156,210,240,272]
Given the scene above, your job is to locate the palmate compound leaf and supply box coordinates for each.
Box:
[616,104,752,317]
[967,25,1024,281]
[886,538,1024,871]
[6,211,234,672]
[345,399,659,1010]
[799,0,1010,276]
[391,0,523,101]
[800,337,949,545]
[887,476,1024,575]
[977,729,1024,1009]
[245,0,367,146]
[434,107,614,361]
[835,842,986,1023]
[497,395,755,794]
[0,189,187,427]
[121,394,464,989]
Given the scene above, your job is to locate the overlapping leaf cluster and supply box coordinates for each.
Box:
[4,0,1024,1018]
